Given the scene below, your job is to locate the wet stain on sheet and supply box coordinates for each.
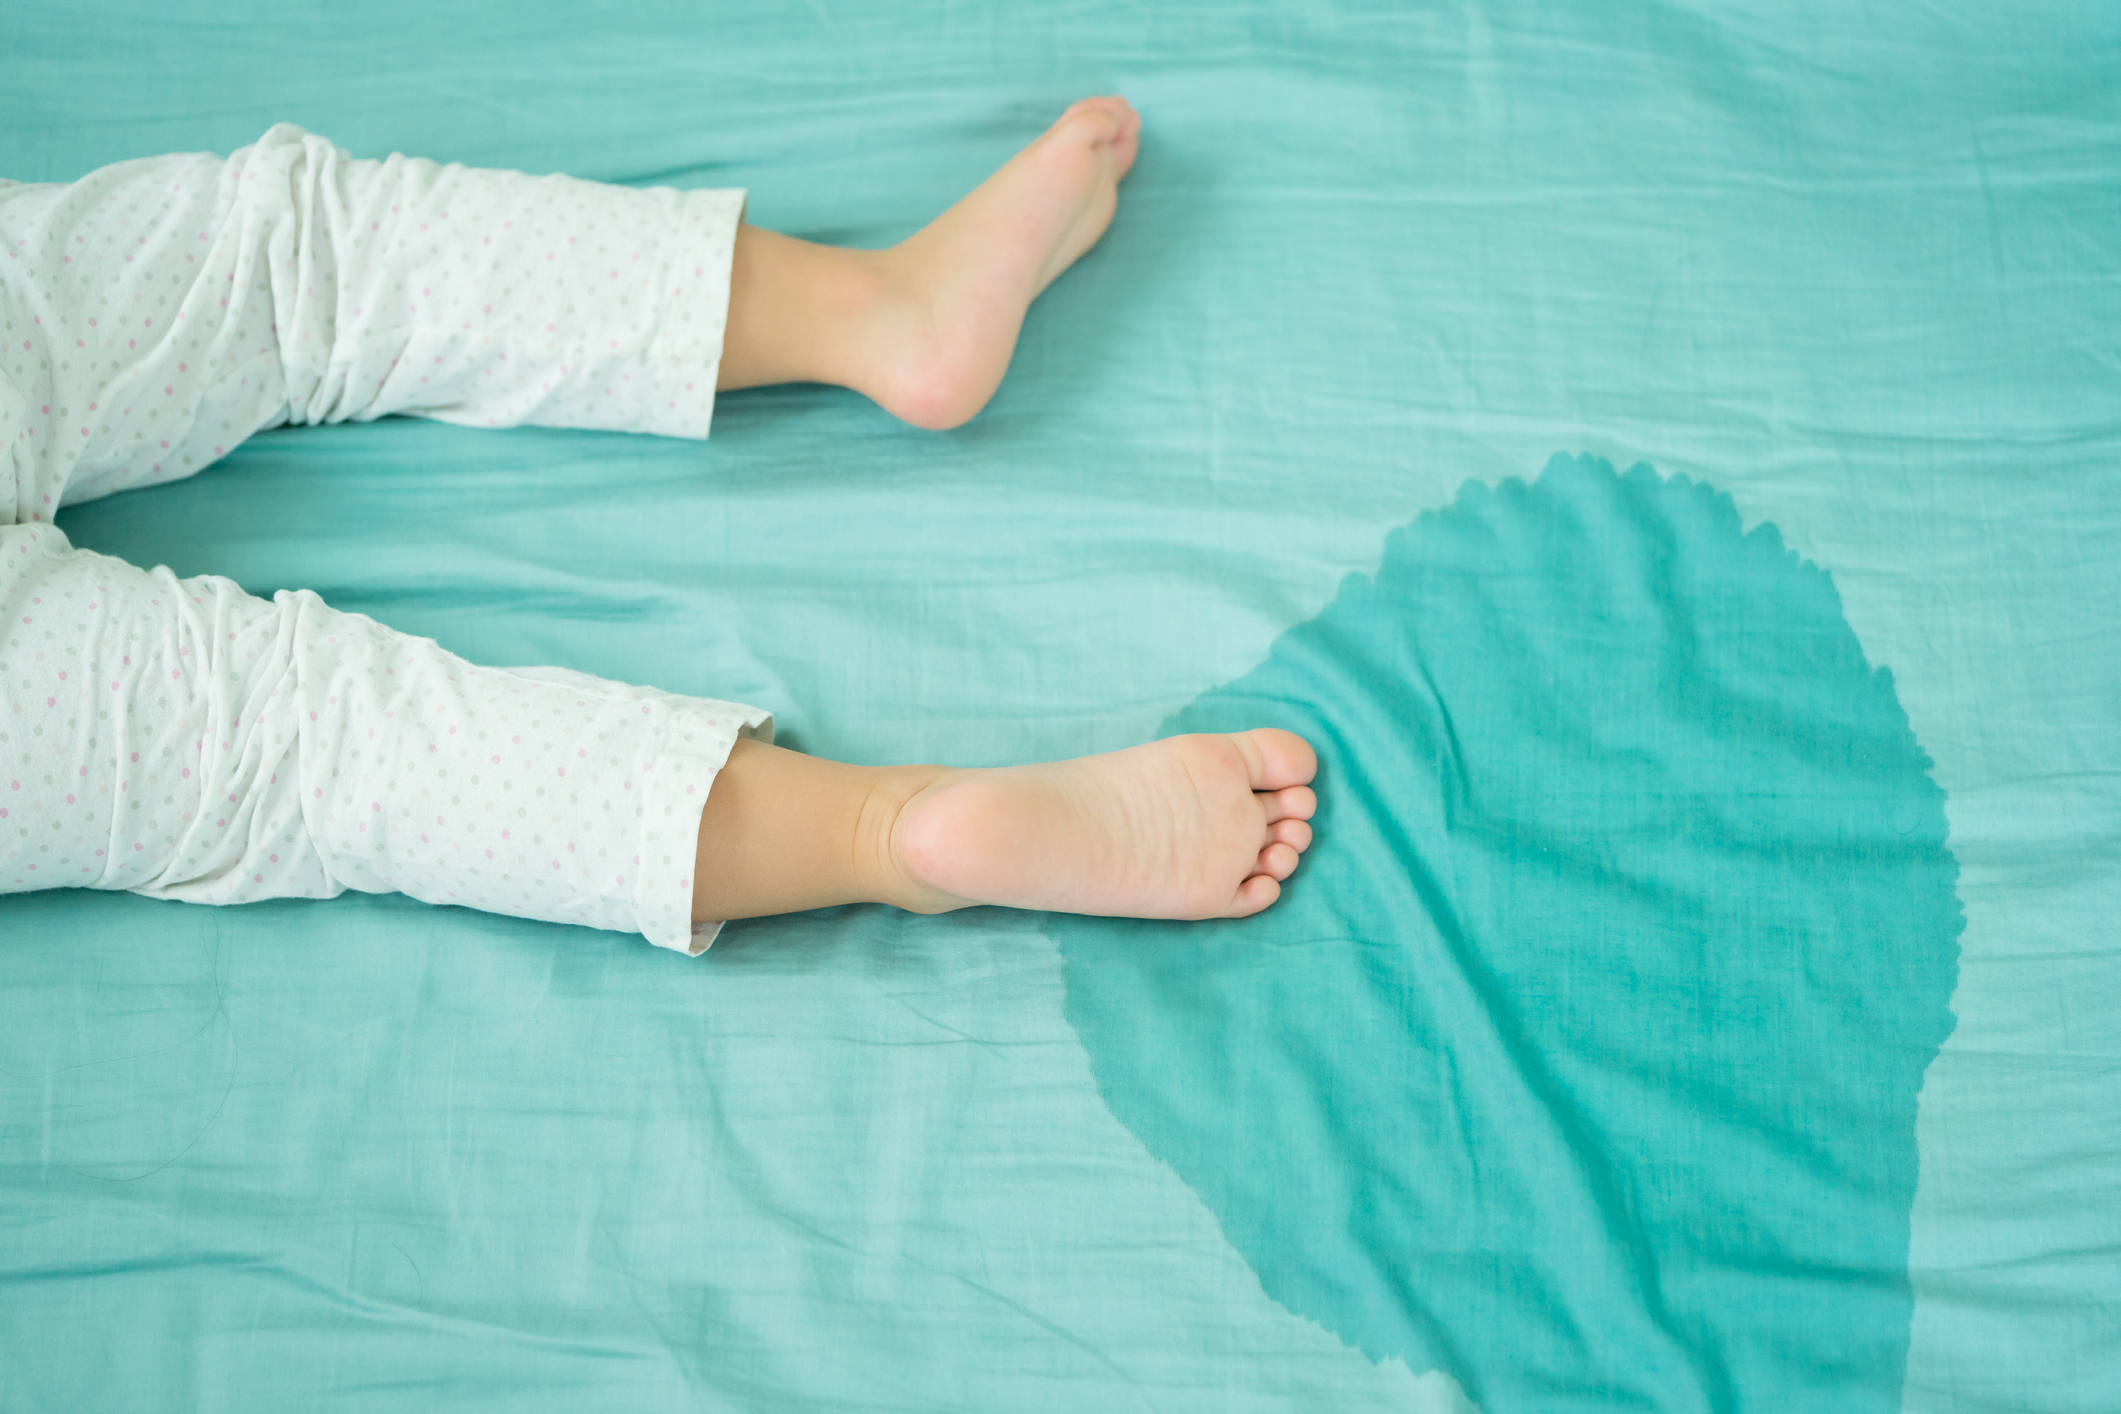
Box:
[1052,454,1962,1411]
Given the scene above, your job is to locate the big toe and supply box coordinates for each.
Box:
[1237,728,1317,791]
[1057,97,1138,170]
[1061,95,1132,135]
[1106,101,1141,176]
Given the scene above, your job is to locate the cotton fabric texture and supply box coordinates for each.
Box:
[0,124,771,952]
[3,5,2117,1408]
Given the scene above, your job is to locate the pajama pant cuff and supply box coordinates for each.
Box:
[288,609,774,954]
[504,181,749,442]
[626,714,776,954]
[397,170,749,442]
[1,528,775,955]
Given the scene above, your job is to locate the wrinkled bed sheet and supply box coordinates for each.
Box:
[2,2,2116,1410]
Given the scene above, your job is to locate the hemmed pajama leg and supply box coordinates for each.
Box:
[2,125,771,952]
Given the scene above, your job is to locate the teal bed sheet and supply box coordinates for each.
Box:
[3,2,2117,1410]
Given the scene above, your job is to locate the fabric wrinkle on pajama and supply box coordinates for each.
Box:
[1,124,771,953]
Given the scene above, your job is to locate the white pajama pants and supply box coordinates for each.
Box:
[1,125,772,953]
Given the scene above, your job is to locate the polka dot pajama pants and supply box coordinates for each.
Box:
[2,125,771,953]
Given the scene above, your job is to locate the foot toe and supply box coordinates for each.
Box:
[1236,729,1317,791]
[1257,841,1300,881]
[1109,105,1141,179]
[1056,96,1129,145]
[1261,784,1316,824]
[1267,818,1312,853]
[1223,872,1281,918]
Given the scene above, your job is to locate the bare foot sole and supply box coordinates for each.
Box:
[858,95,1142,430]
[890,728,1318,920]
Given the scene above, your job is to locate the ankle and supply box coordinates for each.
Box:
[856,244,1009,432]
[856,764,971,914]
[717,231,892,392]
[806,247,894,389]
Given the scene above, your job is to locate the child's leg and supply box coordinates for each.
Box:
[0,512,1311,940]
[690,732,1316,924]
[4,98,1134,521]
[1,99,1315,944]
[680,96,1324,925]
[715,96,1141,429]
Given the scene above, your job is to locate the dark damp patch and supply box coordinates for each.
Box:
[1051,455,1961,1412]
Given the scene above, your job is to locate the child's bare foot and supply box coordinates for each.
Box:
[860,95,1141,430]
[888,729,1318,920]
[713,97,1139,426]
